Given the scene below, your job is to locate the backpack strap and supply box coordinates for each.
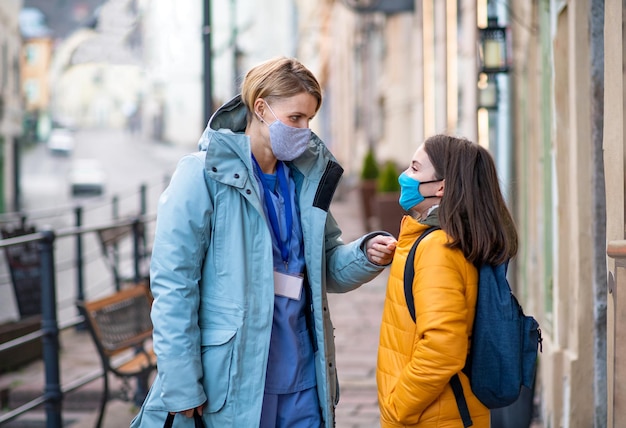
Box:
[403,226,440,321]
[450,374,473,427]
[403,226,474,428]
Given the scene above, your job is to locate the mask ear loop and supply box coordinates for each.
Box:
[255,110,266,124]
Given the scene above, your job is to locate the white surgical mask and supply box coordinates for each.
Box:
[257,100,311,161]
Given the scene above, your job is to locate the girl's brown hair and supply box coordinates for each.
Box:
[241,57,322,123]
[424,135,518,265]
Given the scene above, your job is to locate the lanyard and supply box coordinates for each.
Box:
[252,155,293,269]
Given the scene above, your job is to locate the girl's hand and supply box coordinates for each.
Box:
[366,235,397,265]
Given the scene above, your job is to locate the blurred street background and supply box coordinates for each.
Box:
[0,0,624,427]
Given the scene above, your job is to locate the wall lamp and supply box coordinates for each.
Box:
[478,17,510,74]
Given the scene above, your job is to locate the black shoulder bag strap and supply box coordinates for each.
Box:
[403,226,439,322]
[403,226,474,428]
[164,409,205,428]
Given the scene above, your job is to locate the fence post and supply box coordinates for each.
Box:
[74,207,85,330]
[132,217,142,284]
[139,184,147,257]
[140,183,147,216]
[39,228,62,428]
[112,196,121,291]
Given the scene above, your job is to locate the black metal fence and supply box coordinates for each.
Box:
[0,180,163,427]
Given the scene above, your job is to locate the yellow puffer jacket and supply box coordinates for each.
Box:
[377,215,490,427]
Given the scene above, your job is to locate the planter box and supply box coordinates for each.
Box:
[375,192,405,238]
[0,316,43,373]
[359,179,378,230]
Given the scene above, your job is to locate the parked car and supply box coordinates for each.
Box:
[69,158,106,196]
[47,128,75,155]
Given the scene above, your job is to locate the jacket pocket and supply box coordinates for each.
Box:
[201,328,237,413]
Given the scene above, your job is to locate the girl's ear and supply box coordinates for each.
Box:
[435,179,445,198]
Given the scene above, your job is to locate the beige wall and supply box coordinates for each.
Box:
[512,0,603,426]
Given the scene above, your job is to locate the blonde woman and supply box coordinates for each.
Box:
[131,57,396,428]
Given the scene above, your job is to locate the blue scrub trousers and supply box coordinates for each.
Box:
[259,386,323,428]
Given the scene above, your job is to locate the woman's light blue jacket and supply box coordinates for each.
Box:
[131,96,387,427]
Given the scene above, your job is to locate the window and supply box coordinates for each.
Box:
[24,45,39,65]
[24,79,39,103]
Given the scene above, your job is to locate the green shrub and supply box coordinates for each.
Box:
[360,149,380,180]
[377,161,401,193]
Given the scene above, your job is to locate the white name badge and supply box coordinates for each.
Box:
[273,271,304,300]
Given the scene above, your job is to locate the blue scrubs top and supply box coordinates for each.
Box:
[255,164,317,395]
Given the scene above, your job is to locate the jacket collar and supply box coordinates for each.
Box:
[197,95,344,200]
[399,208,441,242]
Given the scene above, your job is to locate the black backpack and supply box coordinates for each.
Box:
[403,226,542,427]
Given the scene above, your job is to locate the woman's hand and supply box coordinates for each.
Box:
[365,235,397,265]
[171,403,205,418]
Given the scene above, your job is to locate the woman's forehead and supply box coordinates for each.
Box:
[269,92,318,115]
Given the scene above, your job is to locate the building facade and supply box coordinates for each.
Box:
[139,0,308,147]
[325,0,612,426]
[511,1,608,426]
[48,0,143,131]
[0,0,24,212]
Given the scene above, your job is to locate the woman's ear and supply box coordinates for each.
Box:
[253,98,265,120]
[435,179,445,198]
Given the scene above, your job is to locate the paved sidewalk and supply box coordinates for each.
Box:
[0,186,542,427]
[328,187,387,428]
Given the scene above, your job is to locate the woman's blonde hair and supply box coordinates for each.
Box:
[240,57,322,122]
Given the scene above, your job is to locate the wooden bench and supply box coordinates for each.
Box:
[76,283,156,428]
[97,221,149,291]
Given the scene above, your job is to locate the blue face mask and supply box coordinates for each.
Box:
[258,100,311,161]
[398,172,442,211]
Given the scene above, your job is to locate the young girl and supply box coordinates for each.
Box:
[376,135,518,427]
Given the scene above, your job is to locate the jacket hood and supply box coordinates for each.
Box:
[209,95,249,134]
[197,95,248,151]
